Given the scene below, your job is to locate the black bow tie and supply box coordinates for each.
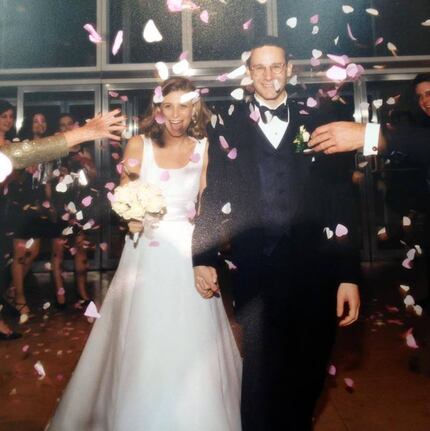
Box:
[254,101,289,124]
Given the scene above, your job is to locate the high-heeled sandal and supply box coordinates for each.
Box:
[2,293,30,322]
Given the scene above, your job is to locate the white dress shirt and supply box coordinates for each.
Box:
[255,94,289,149]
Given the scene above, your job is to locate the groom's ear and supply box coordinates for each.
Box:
[286,62,293,79]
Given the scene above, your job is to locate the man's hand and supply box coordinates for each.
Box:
[194,266,219,299]
[309,122,366,154]
[337,282,360,327]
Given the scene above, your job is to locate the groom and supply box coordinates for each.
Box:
[193,37,360,431]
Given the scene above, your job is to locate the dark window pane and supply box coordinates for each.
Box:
[373,0,430,56]
[109,0,182,64]
[277,0,374,59]
[0,0,96,68]
[193,0,267,61]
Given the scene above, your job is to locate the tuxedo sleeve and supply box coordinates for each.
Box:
[382,122,430,165]
[192,127,229,268]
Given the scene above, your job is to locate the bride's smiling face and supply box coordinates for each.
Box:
[159,90,194,138]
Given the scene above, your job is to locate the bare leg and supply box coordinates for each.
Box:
[74,234,90,301]
[51,238,66,305]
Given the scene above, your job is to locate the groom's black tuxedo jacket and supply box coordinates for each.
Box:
[193,100,361,309]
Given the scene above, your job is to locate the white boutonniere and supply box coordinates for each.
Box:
[293,125,311,153]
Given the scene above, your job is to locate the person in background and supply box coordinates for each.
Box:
[0,100,21,339]
[48,114,96,309]
[5,112,52,323]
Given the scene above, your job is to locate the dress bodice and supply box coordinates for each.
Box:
[139,135,206,223]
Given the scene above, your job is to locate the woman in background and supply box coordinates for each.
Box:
[48,114,95,308]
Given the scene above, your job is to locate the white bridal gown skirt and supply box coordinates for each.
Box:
[47,220,242,431]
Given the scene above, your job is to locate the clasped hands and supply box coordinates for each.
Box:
[194,266,220,299]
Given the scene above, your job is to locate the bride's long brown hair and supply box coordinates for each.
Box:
[140,77,212,147]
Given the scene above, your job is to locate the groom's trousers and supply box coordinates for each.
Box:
[236,258,338,431]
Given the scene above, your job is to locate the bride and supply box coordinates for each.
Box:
[47,77,242,431]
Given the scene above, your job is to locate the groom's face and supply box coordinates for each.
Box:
[248,45,291,107]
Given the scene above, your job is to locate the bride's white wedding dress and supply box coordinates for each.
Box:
[48,136,242,431]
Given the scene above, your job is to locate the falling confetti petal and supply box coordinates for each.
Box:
[326,65,347,81]
[312,25,319,35]
[421,19,430,26]
[83,23,102,44]
[99,242,108,252]
[400,284,410,292]
[366,8,379,16]
[346,63,360,78]
[200,10,209,24]
[221,202,232,214]
[105,182,115,191]
[231,88,244,100]
[289,75,298,85]
[306,97,318,108]
[227,65,247,80]
[81,196,93,207]
[312,49,323,59]
[120,95,128,102]
[155,62,169,80]
[227,148,237,160]
[327,54,348,66]
[241,50,251,63]
[112,30,123,55]
[55,182,67,193]
[286,17,297,28]
[180,91,199,104]
[22,345,30,353]
[328,364,337,376]
[44,262,52,270]
[373,99,383,109]
[190,153,201,163]
[346,23,357,41]
[413,305,423,316]
[160,171,170,181]
[310,58,320,67]
[334,36,339,45]
[344,378,354,389]
[335,224,348,237]
[172,59,190,75]
[406,249,416,260]
[149,240,160,247]
[228,105,235,116]
[386,97,396,105]
[25,238,34,249]
[34,361,46,379]
[377,227,387,236]
[402,216,411,226]
[143,20,163,43]
[219,135,229,149]
[404,294,415,306]
[402,258,413,269]
[415,245,422,254]
[225,259,237,270]
[84,301,101,319]
[249,108,261,122]
[405,328,419,349]
[310,14,319,24]
[375,37,384,46]
[109,91,119,98]
[243,19,253,30]
[42,302,50,310]
[342,5,354,14]
[387,42,398,55]
[324,227,334,239]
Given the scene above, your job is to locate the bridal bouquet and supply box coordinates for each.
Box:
[111,180,166,245]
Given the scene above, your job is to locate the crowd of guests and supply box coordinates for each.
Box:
[1,73,430,344]
[0,102,97,338]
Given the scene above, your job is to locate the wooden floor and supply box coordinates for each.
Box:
[0,263,429,431]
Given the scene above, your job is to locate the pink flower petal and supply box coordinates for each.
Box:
[111,153,120,160]
[243,19,253,30]
[126,158,139,168]
[112,30,123,56]
[346,23,357,41]
[116,163,124,175]
[160,170,170,181]
[306,97,318,108]
[104,182,115,191]
[346,63,360,78]
[344,377,354,389]
[249,109,261,122]
[310,14,319,24]
[109,91,119,98]
[375,37,384,46]
[83,23,102,44]
[120,95,128,102]
[42,200,50,209]
[149,240,160,247]
[84,301,101,319]
[81,196,93,207]
[402,258,413,269]
[200,10,209,24]
[22,345,30,353]
[405,328,419,349]
[328,364,337,376]
[99,242,108,252]
[227,148,237,160]
[335,224,349,237]
[310,58,321,67]
[190,153,201,163]
[217,73,228,82]
[327,54,349,66]
[326,65,347,81]
[107,192,115,202]
[219,135,230,149]
[179,51,189,61]
[57,287,65,295]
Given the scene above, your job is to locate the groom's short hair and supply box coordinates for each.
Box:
[246,36,289,67]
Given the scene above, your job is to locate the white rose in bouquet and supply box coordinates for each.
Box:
[111,180,166,245]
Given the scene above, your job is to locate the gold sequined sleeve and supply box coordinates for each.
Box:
[0,135,70,169]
